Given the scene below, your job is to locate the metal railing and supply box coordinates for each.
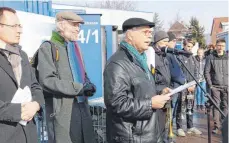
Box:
[36,105,107,143]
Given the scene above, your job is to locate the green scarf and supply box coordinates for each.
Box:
[120,41,150,79]
[50,31,65,46]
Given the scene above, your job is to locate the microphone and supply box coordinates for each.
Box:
[160,47,193,55]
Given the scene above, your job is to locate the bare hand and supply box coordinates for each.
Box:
[188,85,195,92]
[161,87,172,95]
[151,94,171,109]
[21,102,40,121]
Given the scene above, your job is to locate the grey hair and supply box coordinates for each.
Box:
[120,32,127,41]
[55,20,61,32]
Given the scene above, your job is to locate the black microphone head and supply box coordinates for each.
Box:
[178,49,193,56]
[161,47,193,55]
[160,46,168,53]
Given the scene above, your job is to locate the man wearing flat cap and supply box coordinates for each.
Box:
[104,18,172,143]
[35,11,96,143]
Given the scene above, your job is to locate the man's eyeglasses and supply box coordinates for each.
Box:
[131,28,153,36]
[0,23,23,29]
[141,30,153,36]
[66,21,80,28]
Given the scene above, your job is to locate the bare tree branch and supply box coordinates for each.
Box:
[153,12,164,32]
[93,0,137,10]
[175,10,181,22]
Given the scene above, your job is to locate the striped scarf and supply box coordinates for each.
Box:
[67,42,86,102]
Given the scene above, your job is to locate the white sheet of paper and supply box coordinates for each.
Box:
[166,81,197,96]
[11,86,32,126]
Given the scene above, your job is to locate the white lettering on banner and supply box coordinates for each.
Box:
[92,30,99,44]
[86,29,91,43]
[78,29,99,44]
[84,22,99,25]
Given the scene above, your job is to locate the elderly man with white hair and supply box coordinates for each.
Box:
[36,11,96,143]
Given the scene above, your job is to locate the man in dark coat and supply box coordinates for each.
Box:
[204,38,228,134]
[104,18,172,143]
[0,7,44,143]
[152,31,172,143]
[166,32,185,107]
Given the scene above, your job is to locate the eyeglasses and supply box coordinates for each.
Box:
[141,30,153,36]
[0,23,23,29]
[66,21,80,28]
[131,28,153,36]
[216,44,225,47]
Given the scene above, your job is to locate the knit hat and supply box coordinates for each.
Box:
[167,32,176,42]
[154,31,169,44]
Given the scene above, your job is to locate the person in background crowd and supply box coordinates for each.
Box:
[166,32,186,142]
[205,44,215,57]
[195,48,207,111]
[166,32,186,109]
[152,31,172,143]
[176,39,202,137]
[204,38,228,134]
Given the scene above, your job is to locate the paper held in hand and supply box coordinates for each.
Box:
[165,81,197,96]
[11,86,32,126]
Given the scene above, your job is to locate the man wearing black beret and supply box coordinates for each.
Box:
[104,18,172,143]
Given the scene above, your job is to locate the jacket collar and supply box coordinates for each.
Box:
[195,55,205,62]
[51,31,66,47]
[120,44,142,67]
[213,50,228,58]
[0,50,18,87]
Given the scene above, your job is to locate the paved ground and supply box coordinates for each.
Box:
[174,109,222,143]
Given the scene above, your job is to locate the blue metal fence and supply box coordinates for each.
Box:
[0,0,52,16]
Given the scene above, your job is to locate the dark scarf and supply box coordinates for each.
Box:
[154,46,166,56]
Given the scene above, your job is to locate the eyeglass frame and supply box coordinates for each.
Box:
[129,27,153,36]
[0,23,23,29]
[57,19,81,28]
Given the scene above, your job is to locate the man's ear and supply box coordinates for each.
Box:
[57,21,65,31]
[126,31,133,41]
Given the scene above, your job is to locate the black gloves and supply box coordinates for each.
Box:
[83,81,96,97]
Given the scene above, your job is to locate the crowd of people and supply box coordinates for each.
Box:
[0,7,228,143]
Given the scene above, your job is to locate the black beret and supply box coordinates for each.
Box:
[122,18,155,32]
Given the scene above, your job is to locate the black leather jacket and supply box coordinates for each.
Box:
[104,45,161,143]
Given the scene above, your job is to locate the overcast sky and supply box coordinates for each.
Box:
[53,0,228,34]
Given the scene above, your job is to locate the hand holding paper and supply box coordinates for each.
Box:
[165,81,197,96]
[21,102,40,122]
[11,86,32,126]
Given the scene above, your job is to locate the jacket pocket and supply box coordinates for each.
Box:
[52,96,63,117]
[132,121,142,135]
